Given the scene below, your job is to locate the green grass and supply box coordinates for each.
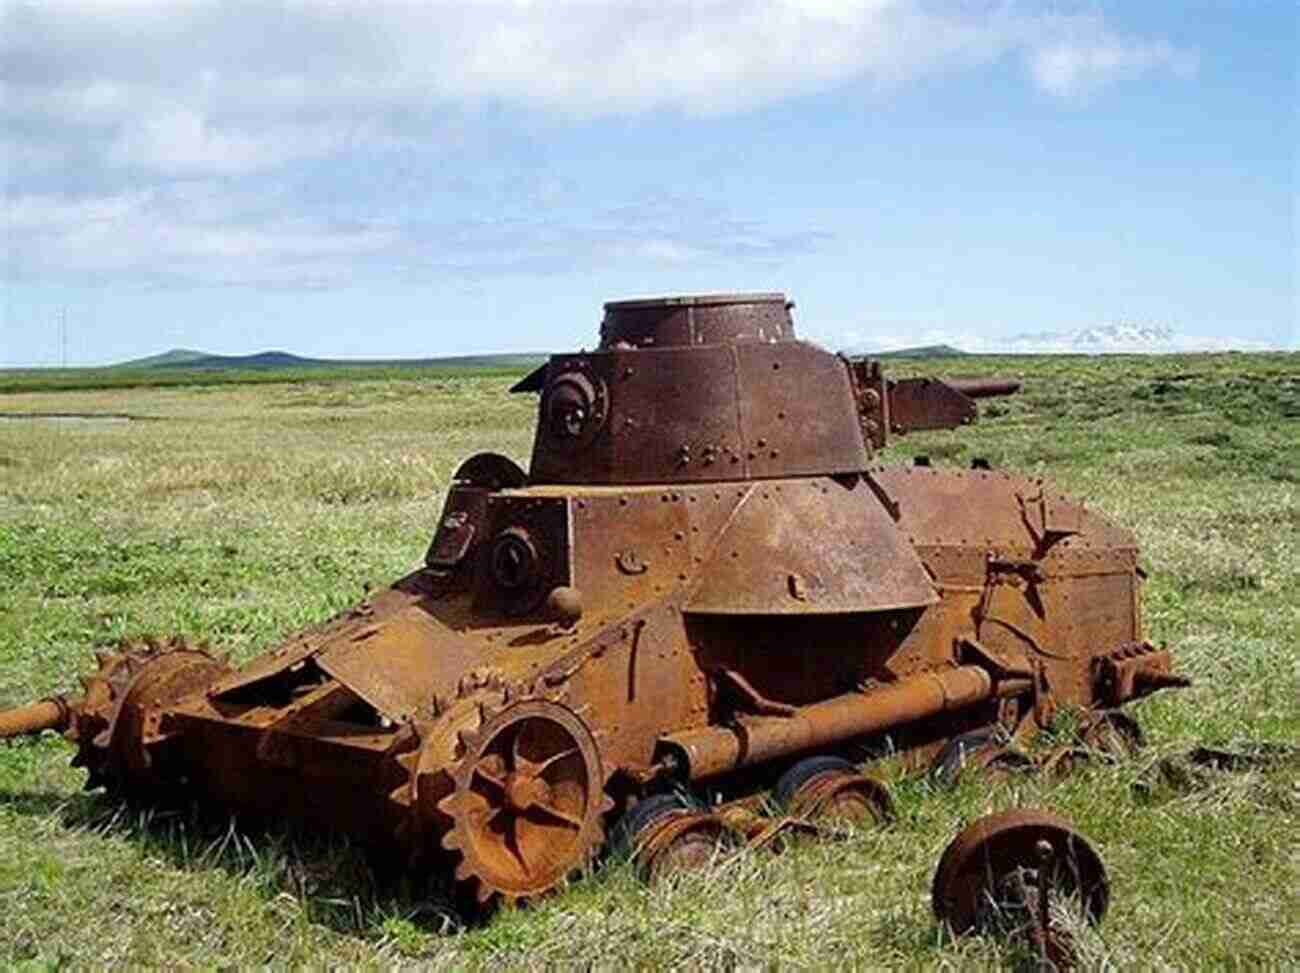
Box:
[0,361,538,395]
[1,352,1297,968]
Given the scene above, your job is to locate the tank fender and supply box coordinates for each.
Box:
[204,573,436,711]
[685,475,938,615]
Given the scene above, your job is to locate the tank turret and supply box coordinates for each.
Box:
[514,292,1018,484]
[2,292,1185,914]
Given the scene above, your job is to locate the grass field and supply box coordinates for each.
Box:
[1,353,1297,968]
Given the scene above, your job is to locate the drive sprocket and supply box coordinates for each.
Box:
[67,637,230,794]
[435,692,612,906]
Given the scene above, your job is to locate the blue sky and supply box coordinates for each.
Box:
[1,0,1295,365]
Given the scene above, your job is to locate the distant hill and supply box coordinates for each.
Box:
[112,348,211,369]
[871,344,967,359]
[112,348,547,371]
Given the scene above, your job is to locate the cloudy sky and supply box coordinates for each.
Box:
[1,0,1294,364]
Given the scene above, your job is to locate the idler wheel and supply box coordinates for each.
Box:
[439,698,609,906]
[932,808,1109,939]
[777,756,894,825]
[69,638,230,794]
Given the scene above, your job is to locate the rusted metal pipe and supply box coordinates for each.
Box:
[946,378,1022,399]
[0,695,76,739]
[660,665,994,780]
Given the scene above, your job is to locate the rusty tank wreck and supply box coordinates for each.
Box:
[1,292,1187,909]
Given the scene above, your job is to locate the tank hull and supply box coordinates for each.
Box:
[135,465,1155,847]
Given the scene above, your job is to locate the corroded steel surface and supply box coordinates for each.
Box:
[932,808,1108,966]
[438,696,611,905]
[600,292,794,348]
[632,809,733,882]
[0,697,72,738]
[785,769,894,824]
[660,665,995,780]
[1,291,1185,915]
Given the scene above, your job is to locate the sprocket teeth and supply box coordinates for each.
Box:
[437,793,462,819]
[388,784,412,808]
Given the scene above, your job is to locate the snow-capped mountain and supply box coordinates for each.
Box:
[840,322,1281,356]
[1001,322,1179,353]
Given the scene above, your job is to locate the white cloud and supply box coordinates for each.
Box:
[104,110,362,174]
[1029,39,1198,98]
[2,187,398,286]
[2,2,1196,176]
[1,185,824,287]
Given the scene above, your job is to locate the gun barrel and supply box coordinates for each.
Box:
[947,378,1021,399]
[0,695,76,739]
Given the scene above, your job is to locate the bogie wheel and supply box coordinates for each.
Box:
[776,756,853,806]
[932,808,1109,937]
[621,796,733,884]
[439,698,610,907]
[613,792,698,855]
[777,755,894,824]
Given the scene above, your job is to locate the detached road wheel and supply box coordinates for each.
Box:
[932,808,1109,935]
